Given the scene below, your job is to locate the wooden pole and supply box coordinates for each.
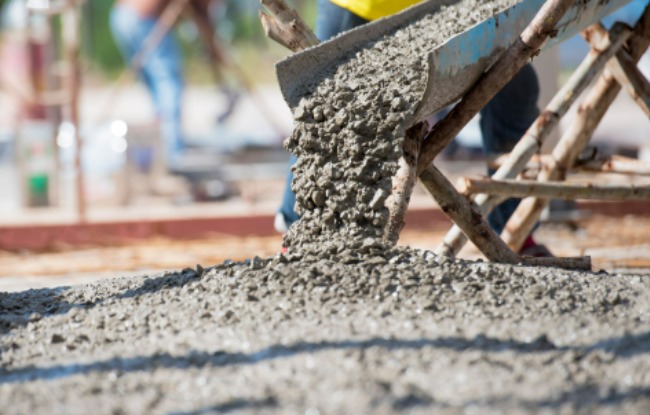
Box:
[463,177,650,200]
[383,123,424,245]
[575,155,650,176]
[185,1,288,137]
[420,165,590,269]
[501,4,650,252]
[583,23,650,117]
[416,0,576,175]
[489,153,650,176]
[487,153,545,171]
[436,19,631,258]
[259,0,319,52]
[420,165,522,264]
[611,52,650,117]
[521,256,591,270]
[188,1,227,81]
[63,0,85,222]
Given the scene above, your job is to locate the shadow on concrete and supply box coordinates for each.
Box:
[2,330,649,385]
[166,396,279,415]
[460,383,650,411]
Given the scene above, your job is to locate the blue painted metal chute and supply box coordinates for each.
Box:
[276,0,640,127]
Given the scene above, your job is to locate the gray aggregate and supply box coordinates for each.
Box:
[284,0,518,251]
[1,249,650,414]
[2,1,650,414]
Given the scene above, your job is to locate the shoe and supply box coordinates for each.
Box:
[519,235,554,258]
[274,212,289,233]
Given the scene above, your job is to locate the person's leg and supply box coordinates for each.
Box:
[277,154,301,230]
[276,1,369,230]
[109,5,184,169]
[144,30,184,168]
[480,63,540,235]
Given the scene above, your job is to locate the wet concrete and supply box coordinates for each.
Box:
[2,1,650,413]
[1,249,650,414]
[284,0,520,251]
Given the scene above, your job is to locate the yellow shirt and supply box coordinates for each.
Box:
[330,0,423,21]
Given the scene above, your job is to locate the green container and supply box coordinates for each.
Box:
[28,173,49,207]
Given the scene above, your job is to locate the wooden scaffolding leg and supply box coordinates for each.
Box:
[575,155,650,176]
[259,0,319,52]
[420,165,521,263]
[416,0,575,174]
[384,123,425,245]
[584,23,650,117]
[463,177,650,200]
[63,0,85,222]
[420,165,591,269]
[501,4,650,252]
[436,21,633,257]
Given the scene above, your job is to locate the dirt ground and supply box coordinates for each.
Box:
[1,215,650,414]
[0,214,648,289]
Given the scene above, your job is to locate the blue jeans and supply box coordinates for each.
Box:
[278,0,540,235]
[110,5,184,168]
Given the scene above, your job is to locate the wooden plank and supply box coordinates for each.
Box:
[463,177,650,200]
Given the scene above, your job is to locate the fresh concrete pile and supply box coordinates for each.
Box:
[285,0,518,251]
[2,0,650,413]
[1,249,650,414]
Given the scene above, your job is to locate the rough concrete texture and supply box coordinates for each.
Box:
[3,1,650,414]
[1,249,650,414]
[284,0,519,250]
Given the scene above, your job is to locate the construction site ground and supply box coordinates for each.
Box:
[2,158,649,415]
[1,80,649,413]
[1,207,649,292]
[2,209,650,414]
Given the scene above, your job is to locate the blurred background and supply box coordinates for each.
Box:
[0,0,648,289]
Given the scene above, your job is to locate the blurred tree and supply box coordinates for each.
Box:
[51,0,317,77]
[80,0,123,74]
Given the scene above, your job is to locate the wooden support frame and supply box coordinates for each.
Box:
[583,23,650,117]
[501,4,650,252]
[437,19,633,258]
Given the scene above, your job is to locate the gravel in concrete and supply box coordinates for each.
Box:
[1,248,650,414]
